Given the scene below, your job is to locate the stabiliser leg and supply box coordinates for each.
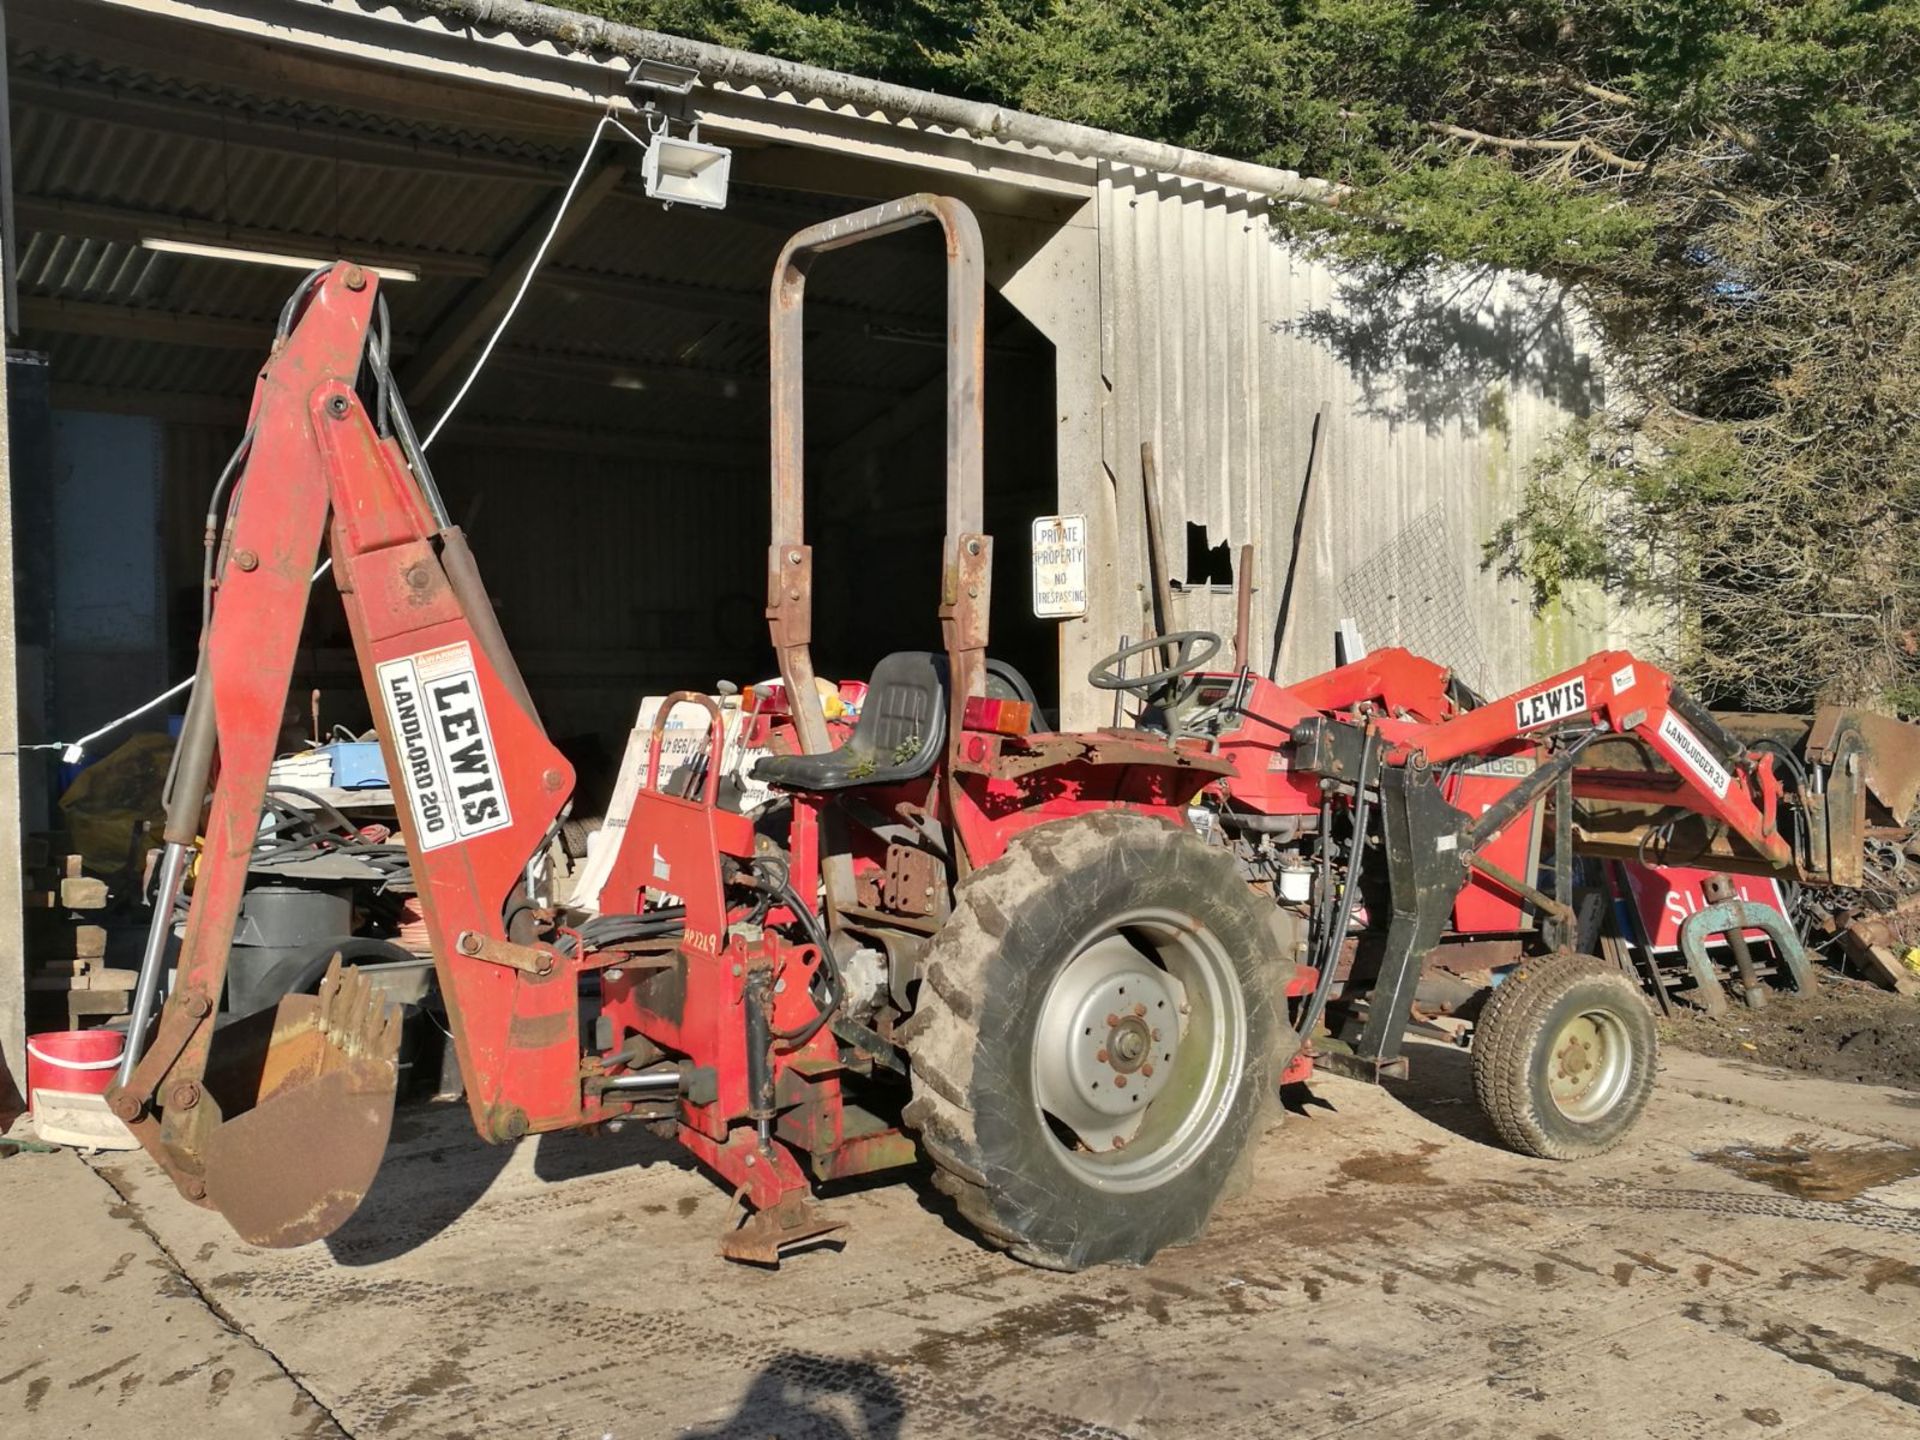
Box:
[1678,884,1815,1015]
[1334,761,1472,1072]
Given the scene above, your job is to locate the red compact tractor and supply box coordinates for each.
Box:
[107,196,1840,1268]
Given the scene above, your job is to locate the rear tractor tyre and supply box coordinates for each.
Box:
[900,813,1283,1270]
[1470,953,1657,1161]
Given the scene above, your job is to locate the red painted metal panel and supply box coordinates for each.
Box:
[1619,862,1789,952]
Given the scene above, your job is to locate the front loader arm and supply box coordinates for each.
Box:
[1403,650,1789,867]
[111,264,578,1243]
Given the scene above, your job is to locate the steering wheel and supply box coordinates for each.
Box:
[1087,630,1225,694]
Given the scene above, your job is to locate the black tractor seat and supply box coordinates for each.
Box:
[752,652,1041,794]
[754,652,948,792]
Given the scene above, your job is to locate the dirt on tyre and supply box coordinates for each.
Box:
[899,812,1283,1270]
[1471,953,1657,1160]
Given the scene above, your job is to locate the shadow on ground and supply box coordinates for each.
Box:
[324,1101,697,1265]
[1381,1039,1505,1148]
[684,1352,904,1440]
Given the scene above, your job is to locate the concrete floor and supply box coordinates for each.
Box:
[5,1043,1920,1439]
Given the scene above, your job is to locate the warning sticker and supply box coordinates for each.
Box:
[1513,676,1589,731]
[1031,514,1088,619]
[1657,710,1731,799]
[377,641,513,851]
[1611,663,1636,696]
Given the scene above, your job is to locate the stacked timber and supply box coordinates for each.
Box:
[23,834,132,1028]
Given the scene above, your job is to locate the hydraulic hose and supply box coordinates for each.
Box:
[1294,730,1381,1049]
[770,881,845,1047]
[559,907,687,957]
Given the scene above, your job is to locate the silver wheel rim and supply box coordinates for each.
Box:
[1545,1007,1634,1123]
[1030,907,1248,1193]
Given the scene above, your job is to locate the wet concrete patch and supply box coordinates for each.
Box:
[881,1294,1110,1376]
[1336,1140,1444,1186]
[1697,1136,1920,1201]
[1684,1297,1920,1407]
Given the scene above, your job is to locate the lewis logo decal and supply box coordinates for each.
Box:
[1513,676,1588,731]
[377,641,512,852]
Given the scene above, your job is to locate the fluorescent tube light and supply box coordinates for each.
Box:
[140,238,417,281]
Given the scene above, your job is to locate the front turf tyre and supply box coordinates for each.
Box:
[1471,953,1657,1161]
[900,812,1282,1270]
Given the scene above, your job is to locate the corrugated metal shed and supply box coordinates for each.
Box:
[1095,165,1620,699]
[7,0,1624,718]
[6,31,955,447]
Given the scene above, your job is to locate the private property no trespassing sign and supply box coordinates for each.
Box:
[1032,514,1088,619]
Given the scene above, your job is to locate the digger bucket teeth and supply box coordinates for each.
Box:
[201,958,403,1248]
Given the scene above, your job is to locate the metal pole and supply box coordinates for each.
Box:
[1268,403,1327,680]
[1140,441,1176,672]
[115,841,188,1088]
[1232,544,1254,672]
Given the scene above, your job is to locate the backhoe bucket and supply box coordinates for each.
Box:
[199,959,402,1248]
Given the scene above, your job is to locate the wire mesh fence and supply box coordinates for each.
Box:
[1338,506,1492,692]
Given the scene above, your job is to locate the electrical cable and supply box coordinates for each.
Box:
[421,111,622,451]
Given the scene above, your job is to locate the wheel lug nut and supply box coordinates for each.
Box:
[1141,1063,1154,1078]
[1133,1003,1147,1017]
[1113,1074,1128,1088]
[1151,1027,1161,1041]
[1095,1049,1109,1063]
[1106,1013,1120,1027]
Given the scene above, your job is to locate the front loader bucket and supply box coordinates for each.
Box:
[200,960,402,1248]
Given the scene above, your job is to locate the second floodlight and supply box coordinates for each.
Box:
[642,131,733,210]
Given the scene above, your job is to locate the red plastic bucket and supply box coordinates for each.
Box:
[26,1029,124,1110]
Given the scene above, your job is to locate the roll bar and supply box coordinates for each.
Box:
[766,195,991,774]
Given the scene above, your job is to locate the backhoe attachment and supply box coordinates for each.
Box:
[108,261,574,1247]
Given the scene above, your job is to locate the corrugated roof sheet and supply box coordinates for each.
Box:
[9,38,956,447]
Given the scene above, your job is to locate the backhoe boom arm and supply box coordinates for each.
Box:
[110,264,579,1242]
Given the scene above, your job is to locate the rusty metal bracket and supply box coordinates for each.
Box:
[880,843,942,917]
[108,987,214,1120]
[455,930,557,977]
[1676,894,1813,1016]
[719,1190,848,1266]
